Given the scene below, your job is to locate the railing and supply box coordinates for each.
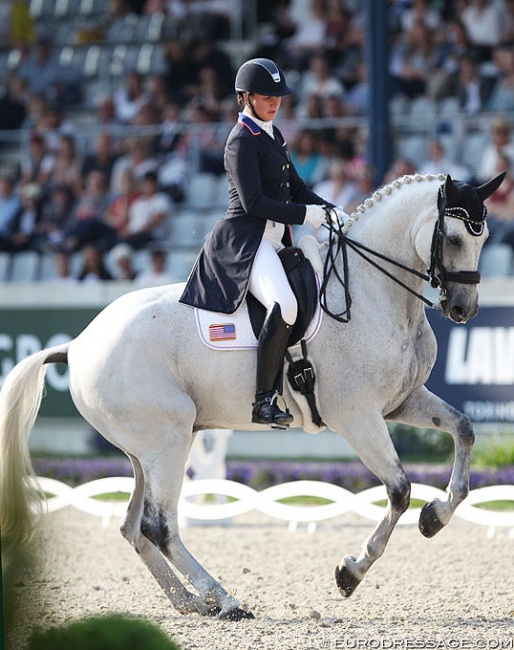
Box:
[32,476,514,536]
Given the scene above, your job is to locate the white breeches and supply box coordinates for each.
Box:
[248,239,298,326]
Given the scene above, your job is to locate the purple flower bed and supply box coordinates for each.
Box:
[31,456,514,491]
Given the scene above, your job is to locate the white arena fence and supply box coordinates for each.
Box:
[31,476,514,536]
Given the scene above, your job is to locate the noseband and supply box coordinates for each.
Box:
[428,187,485,292]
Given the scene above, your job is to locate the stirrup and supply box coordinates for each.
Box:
[251,392,293,430]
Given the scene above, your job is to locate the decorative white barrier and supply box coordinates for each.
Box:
[32,476,514,534]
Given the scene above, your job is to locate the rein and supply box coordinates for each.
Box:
[319,189,484,323]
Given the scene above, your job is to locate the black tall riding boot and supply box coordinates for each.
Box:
[251,302,294,429]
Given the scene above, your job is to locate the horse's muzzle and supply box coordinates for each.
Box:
[441,291,479,323]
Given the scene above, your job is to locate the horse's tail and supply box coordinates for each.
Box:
[0,343,69,549]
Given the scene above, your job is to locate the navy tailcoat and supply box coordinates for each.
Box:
[179,114,331,314]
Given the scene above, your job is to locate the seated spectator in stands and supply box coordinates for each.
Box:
[343,61,368,116]
[501,0,514,44]
[313,158,357,210]
[153,100,185,160]
[163,38,197,104]
[20,91,48,132]
[38,183,76,250]
[0,75,28,130]
[300,51,345,103]
[123,170,173,250]
[183,101,226,175]
[77,244,113,282]
[3,0,35,47]
[136,247,174,287]
[418,138,472,181]
[383,158,418,185]
[389,18,437,99]
[113,70,149,124]
[109,242,138,281]
[16,131,55,192]
[289,128,328,188]
[110,137,158,194]
[104,167,140,240]
[487,43,514,112]
[455,54,495,114]
[50,134,83,199]
[81,131,120,186]
[0,173,22,251]
[7,182,43,252]
[345,162,377,214]
[400,0,441,32]
[58,170,116,252]
[147,73,172,116]
[37,103,76,153]
[94,92,121,130]
[483,152,514,244]
[288,0,328,71]
[461,0,502,63]
[50,250,77,283]
[476,117,514,182]
[17,35,81,106]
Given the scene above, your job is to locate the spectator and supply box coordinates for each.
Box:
[418,138,472,181]
[163,38,196,104]
[483,152,514,244]
[113,70,149,124]
[461,0,502,63]
[136,247,174,286]
[50,134,83,199]
[38,183,76,251]
[59,170,115,252]
[77,244,113,282]
[455,54,495,114]
[6,0,36,47]
[49,250,77,283]
[0,174,22,251]
[17,35,81,106]
[20,91,48,132]
[476,118,514,182]
[7,182,43,252]
[124,170,173,249]
[81,131,120,186]
[17,131,55,191]
[389,18,437,99]
[104,167,140,240]
[400,0,441,32]
[0,75,28,130]
[37,103,76,153]
[110,137,158,194]
[487,43,514,112]
[146,73,171,116]
[300,51,345,106]
[289,128,328,188]
[383,158,418,185]
[345,162,377,214]
[313,159,357,209]
[109,242,138,281]
[288,0,328,71]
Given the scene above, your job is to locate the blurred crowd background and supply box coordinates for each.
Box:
[1,0,514,284]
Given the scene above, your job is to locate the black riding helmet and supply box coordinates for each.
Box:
[235,58,293,97]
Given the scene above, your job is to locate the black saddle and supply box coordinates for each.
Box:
[247,247,318,346]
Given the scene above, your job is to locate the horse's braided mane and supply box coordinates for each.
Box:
[342,172,446,235]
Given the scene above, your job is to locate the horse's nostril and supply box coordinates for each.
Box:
[450,305,467,322]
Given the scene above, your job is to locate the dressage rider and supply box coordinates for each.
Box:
[180,58,347,429]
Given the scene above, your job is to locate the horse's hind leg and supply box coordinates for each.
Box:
[387,385,474,538]
[334,413,411,598]
[121,454,211,616]
[134,419,253,620]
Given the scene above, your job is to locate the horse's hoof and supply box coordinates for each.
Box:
[419,501,445,538]
[335,562,361,598]
[218,606,255,621]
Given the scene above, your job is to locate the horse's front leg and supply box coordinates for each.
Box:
[387,385,475,538]
[333,414,411,598]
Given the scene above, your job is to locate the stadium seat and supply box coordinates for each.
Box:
[184,173,218,209]
[9,251,40,282]
[170,212,206,248]
[396,134,428,167]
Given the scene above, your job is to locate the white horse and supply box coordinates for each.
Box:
[0,172,504,620]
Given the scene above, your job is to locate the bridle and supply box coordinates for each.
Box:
[319,185,486,323]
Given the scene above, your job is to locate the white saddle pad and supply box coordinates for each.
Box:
[195,236,324,351]
[195,286,322,351]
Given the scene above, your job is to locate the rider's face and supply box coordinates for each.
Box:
[246,93,282,121]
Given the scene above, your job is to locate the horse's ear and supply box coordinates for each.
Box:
[443,174,461,206]
[476,171,507,201]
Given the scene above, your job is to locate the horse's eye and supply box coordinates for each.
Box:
[447,234,463,247]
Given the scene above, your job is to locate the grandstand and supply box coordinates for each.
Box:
[0,0,513,282]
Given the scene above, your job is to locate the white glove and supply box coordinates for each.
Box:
[327,206,350,224]
[304,204,327,228]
